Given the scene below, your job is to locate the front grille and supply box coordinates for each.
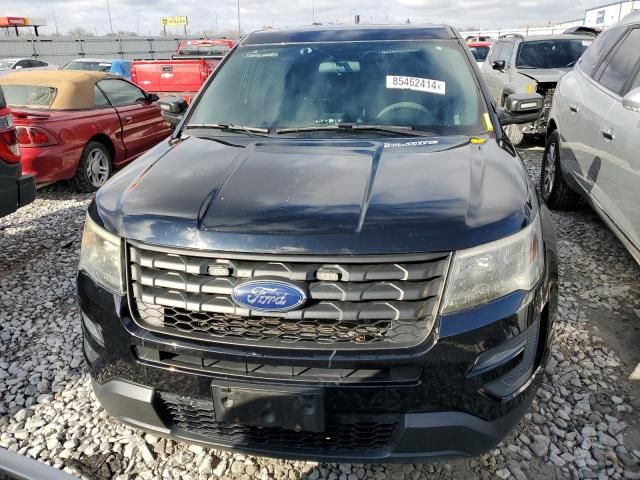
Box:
[158,392,400,453]
[128,242,449,349]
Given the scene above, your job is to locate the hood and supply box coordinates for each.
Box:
[95,134,534,255]
[518,68,571,84]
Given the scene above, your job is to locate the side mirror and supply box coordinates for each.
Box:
[492,60,506,71]
[147,93,160,103]
[498,93,544,126]
[14,65,23,70]
[622,87,640,113]
[158,96,188,128]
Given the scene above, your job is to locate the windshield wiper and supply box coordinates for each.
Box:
[275,123,434,137]
[184,123,270,137]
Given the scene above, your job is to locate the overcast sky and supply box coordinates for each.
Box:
[3,0,615,36]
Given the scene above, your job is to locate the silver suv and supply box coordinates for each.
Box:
[542,13,640,263]
[481,34,593,145]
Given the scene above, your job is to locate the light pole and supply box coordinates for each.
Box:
[313,0,316,24]
[237,0,241,39]
[106,0,114,35]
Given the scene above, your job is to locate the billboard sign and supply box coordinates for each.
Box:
[161,16,188,26]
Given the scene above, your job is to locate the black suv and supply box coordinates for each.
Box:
[78,25,557,462]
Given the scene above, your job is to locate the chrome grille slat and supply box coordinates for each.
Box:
[132,264,442,301]
[127,243,450,349]
[130,246,448,281]
[133,284,436,321]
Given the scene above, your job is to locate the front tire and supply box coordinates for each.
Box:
[72,141,112,193]
[541,130,582,210]
[505,123,525,146]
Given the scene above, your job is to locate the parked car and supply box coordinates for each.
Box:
[61,58,132,81]
[131,39,234,102]
[78,24,557,462]
[0,58,57,76]
[465,35,493,42]
[542,13,640,264]
[467,40,493,67]
[564,26,602,37]
[0,71,171,192]
[481,33,594,145]
[0,86,35,217]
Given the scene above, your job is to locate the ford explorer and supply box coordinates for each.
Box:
[77,25,558,462]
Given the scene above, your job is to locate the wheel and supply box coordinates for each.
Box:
[72,141,112,193]
[541,130,582,210]
[505,123,525,146]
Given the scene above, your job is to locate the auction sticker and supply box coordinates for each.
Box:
[386,75,446,95]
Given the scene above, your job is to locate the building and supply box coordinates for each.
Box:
[584,1,640,27]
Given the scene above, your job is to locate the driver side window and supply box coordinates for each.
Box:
[97,79,147,106]
[496,43,514,67]
[488,43,504,64]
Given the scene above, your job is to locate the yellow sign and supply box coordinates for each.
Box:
[161,16,188,26]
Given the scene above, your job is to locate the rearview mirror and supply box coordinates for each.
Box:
[622,87,640,113]
[158,96,188,127]
[492,60,506,71]
[498,93,544,126]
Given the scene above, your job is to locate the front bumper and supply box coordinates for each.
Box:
[90,373,540,463]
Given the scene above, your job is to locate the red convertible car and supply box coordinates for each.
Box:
[0,71,171,191]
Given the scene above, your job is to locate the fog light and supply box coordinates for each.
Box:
[82,312,105,347]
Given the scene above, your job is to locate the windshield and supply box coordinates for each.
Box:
[516,39,591,68]
[0,60,16,71]
[177,44,231,57]
[469,46,490,62]
[2,85,57,108]
[188,40,486,135]
[62,61,111,72]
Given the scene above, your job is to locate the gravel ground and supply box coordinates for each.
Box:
[1,148,640,480]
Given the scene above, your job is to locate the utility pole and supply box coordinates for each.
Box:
[237,0,241,39]
[106,0,114,35]
[52,9,59,36]
[215,13,219,35]
[313,0,316,23]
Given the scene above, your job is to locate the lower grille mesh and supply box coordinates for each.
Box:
[158,392,400,453]
[136,301,421,345]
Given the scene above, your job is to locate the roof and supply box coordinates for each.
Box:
[0,70,118,110]
[619,10,640,25]
[243,24,456,45]
[498,34,593,42]
[68,58,112,62]
[467,41,493,46]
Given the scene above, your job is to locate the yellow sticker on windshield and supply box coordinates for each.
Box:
[483,113,494,132]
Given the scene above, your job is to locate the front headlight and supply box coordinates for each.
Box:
[442,215,544,314]
[78,215,124,295]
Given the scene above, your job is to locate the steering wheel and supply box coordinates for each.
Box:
[376,102,430,121]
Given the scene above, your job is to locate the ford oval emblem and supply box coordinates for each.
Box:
[232,280,307,312]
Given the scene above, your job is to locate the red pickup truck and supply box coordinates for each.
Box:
[131,39,234,103]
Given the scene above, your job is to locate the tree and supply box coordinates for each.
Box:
[68,27,94,37]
